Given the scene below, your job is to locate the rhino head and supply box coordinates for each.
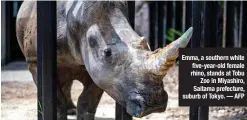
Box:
[69,2,193,117]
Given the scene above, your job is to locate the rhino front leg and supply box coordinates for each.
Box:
[57,86,69,120]
[77,78,103,120]
[62,81,76,115]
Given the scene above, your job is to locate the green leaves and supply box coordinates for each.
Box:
[166,28,183,42]
[38,101,43,115]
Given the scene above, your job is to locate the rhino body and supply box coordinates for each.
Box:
[16,1,192,120]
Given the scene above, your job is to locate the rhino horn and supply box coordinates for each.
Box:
[145,27,193,76]
[131,37,151,50]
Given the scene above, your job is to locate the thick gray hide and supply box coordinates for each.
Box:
[16,1,192,119]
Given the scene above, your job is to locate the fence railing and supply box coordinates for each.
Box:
[37,1,57,120]
[148,1,246,49]
[36,1,246,120]
[147,1,246,120]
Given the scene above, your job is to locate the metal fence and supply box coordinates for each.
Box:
[147,1,247,120]
[37,1,246,120]
[37,2,57,120]
[148,1,247,49]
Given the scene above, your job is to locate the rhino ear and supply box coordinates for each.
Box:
[132,37,151,50]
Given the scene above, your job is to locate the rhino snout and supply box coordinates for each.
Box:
[126,89,168,117]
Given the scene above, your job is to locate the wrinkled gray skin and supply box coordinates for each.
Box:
[16,1,192,120]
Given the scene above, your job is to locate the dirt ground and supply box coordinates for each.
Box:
[1,65,247,120]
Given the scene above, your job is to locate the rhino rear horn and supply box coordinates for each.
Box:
[131,37,151,50]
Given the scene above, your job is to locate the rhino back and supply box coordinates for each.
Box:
[16,1,36,60]
[16,1,80,65]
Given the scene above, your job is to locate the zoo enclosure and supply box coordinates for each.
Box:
[148,1,247,49]
[36,1,247,120]
[147,1,247,120]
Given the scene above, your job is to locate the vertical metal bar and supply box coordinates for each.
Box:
[115,103,132,120]
[189,1,204,120]
[226,1,239,47]
[186,2,200,119]
[37,33,43,120]
[115,2,134,120]
[5,1,13,63]
[166,1,176,44]
[154,2,159,49]
[128,1,135,29]
[190,107,199,120]
[149,2,154,50]
[214,1,223,47]
[37,1,57,120]
[182,2,186,32]
[203,1,221,47]
[199,106,209,120]
[149,2,159,49]
[238,1,243,47]
[185,1,192,29]
[163,2,167,46]
[158,1,165,47]
[191,1,202,47]
[192,1,209,120]
[222,2,227,47]
[185,1,192,48]
[174,1,183,63]
[175,1,183,38]
[1,1,7,65]
[149,2,158,50]
[37,1,43,119]
[202,2,209,47]
[115,101,133,120]
[115,103,122,120]
[172,1,176,30]
[241,1,247,47]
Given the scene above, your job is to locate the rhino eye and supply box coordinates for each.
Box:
[104,48,112,57]
[88,36,97,48]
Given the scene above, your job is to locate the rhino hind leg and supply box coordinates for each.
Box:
[28,62,68,120]
[77,74,104,120]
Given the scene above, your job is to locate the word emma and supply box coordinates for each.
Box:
[182,55,245,61]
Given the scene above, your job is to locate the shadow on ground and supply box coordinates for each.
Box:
[1,61,28,71]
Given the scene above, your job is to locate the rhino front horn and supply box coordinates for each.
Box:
[145,27,193,76]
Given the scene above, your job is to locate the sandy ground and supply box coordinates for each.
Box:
[1,62,247,120]
[1,81,189,120]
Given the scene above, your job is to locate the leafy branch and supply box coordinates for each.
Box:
[166,28,183,42]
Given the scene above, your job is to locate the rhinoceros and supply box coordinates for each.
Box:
[16,1,193,120]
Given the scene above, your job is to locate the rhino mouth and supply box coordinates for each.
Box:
[126,92,167,117]
[126,99,144,117]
